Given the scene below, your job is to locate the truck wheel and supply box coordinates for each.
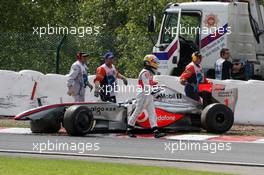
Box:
[30,118,61,133]
[201,103,234,134]
[63,105,94,136]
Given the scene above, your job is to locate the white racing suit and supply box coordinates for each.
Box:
[67,61,89,102]
[128,69,158,128]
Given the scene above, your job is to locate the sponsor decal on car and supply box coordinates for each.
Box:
[158,93,182,99]
[157,115,176,121]
[136,108,184,128]
[88,106,117,115]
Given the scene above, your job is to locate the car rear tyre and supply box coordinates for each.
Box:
[201,103,234,134]
[63,105,94,136]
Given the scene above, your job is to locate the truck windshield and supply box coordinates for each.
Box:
[161,13,179,44]
[161,12,201,46]
[180,13,200,46]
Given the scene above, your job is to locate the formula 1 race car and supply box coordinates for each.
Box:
[15,84,238,136]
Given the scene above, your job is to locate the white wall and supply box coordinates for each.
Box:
[0,70,263,125]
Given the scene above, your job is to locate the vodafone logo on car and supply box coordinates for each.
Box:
[136,108,184,128]
[137,113,176,123]
[136,110,149,123]
[157,115,175,121]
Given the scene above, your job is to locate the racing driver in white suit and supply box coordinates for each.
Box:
[127,54,166,138]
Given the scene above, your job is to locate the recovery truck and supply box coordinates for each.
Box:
[148,0,264,79]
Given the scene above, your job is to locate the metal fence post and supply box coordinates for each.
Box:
[56,34,67,74]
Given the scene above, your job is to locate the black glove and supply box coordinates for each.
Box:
[123,78,128,86]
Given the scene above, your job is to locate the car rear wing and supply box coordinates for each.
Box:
[211,84,238,112]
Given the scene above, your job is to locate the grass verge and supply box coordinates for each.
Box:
[0,156,231,175]
[0,119,29,128]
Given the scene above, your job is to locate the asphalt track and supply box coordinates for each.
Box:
[0,133,264,174]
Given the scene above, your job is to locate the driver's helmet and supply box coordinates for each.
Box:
[192,51,202,62]
[143,54,159,69]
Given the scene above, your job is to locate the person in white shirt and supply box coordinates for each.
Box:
[67,52,93,102]
[215,48,233,80]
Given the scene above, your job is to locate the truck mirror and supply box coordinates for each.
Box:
[148,14,156,33]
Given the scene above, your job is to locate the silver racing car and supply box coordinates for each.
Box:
[15,84,238,136]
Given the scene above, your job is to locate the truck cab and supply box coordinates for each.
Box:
[150,0,264,79]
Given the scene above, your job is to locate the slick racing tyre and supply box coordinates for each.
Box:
[30,118,61,133]
[63,105,94,136]
[201,103,234,134]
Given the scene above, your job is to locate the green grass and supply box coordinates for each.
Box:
[0,156,231,175]
[0,119,29,128]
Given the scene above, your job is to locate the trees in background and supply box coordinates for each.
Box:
[4,0,262,77]
[0,0,175,77]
